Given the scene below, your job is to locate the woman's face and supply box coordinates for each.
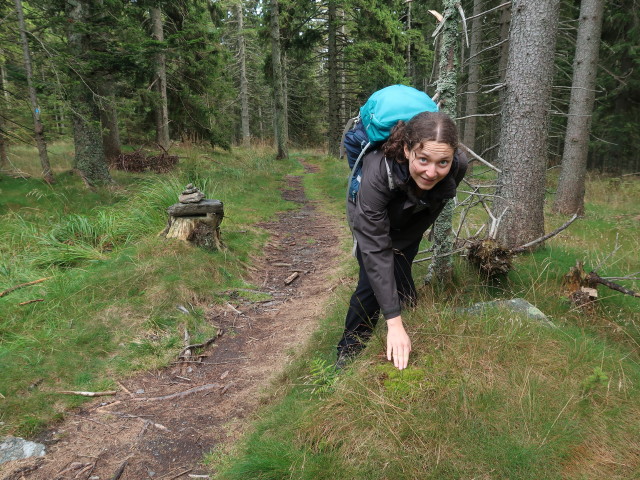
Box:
[404,141,455,191]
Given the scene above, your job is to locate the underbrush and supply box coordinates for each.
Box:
[212,157,640,480]
[0,143,301,435]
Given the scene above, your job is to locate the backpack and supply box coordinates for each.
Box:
[342,85,439,204]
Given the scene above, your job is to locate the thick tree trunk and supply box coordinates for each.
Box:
[428,0,460,283]
[493,0,560,248]
[65,0,112,186]
[270,0,287,159]
[236,2,250,147]
[327,0,340,156]
[553,0,605,215]
[462,0,483,156]
[98,77,121,163]
[15,0,54,184]
[151,6,170,150]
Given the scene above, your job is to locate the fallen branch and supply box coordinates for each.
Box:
[0,277,51,298]
[18,299,44,306]
[132,383,222,402]
[284,271,299,285]
[109,460,128,480]
[511,213,579,253]
[56,390,118,397]
[588,273,640,298]
[178,330,223,358]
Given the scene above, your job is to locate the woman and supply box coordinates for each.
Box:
[337,111,468,370]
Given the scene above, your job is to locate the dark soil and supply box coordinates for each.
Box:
[1,168,346,480]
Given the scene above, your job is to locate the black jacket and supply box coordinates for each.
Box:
[347,148,468,319]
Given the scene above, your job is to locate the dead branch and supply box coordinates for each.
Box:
[132,383,223,402]
[466,1,511,21]
[284,271,300,285]
[109,460,128,480]
[56,390,118,397]
[459,143,502,173]
[178,331,223,358]
[457,3,469,48]
[0,277,51,298]
[18,299,44,306]
[588,273,640,298]
[511,213,579,253]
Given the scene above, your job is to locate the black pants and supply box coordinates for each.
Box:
[337,239,421,354]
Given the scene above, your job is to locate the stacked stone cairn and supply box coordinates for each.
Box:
[162,184,224,250]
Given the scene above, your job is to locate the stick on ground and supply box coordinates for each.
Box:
[1,277,51,298]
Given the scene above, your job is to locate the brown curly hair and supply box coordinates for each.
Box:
[383,111,458,164]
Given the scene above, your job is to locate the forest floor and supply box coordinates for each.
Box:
[1,165,346,480]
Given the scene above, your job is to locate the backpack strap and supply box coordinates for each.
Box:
[384,157,396,191]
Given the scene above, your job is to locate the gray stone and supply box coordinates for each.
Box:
[0,436,46,464]
[461,298,556,328]
[168,199,224,217]
[178,191,205,204]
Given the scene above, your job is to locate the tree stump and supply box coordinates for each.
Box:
[162,184,224,250]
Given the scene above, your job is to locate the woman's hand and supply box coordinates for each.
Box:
[386,316,411,370]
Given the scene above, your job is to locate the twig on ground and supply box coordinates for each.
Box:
[109,460,128,480]
[18,299,44,306]
[284,271,299,285]
[178,330,223,358]
[226,302,243,315]
[132,383,223,402]
[56,390,118,397]
[0,277,51,298]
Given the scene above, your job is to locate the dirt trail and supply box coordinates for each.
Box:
[1,166,346,480]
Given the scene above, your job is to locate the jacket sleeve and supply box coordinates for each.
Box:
[350,153,402,319]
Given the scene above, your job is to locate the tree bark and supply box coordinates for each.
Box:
[270,0,287,159]
[493,0,561,248]
[151,6,170,150]
[428,0,460,283]
[553,0,605,215]
[236,1,250,147]
[0,58,8,170]
[65,0,112,186]
[15,0,54,184]
[327,0,340,156]
[98,76,121,163]
[462,0,483,156]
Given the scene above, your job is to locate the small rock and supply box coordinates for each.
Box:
[136,389,145,394]
[179,192,205,204]
[460,298,556,328]
[0,436,46,464]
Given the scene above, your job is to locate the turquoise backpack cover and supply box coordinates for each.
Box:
[359,85,439,143]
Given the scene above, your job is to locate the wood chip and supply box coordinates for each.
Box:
[284,272,299,285]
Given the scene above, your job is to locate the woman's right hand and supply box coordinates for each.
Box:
[386,316,411,370]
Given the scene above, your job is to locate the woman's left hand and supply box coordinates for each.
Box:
[386,316,411,370]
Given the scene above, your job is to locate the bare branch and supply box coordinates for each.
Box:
[457,3,469,48]
[466,1,512,21]
[511,214,579,253]
[460,143,502,173]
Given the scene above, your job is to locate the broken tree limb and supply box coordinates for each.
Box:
[511,213,579,253]
[132,383,222,402]
[588,273,640,298]
[459,143,502,173]
[109,460,128,480]
[0,277,51,298]
[178,331,222,359]
[284,271,299,285]
[56,390,118,397]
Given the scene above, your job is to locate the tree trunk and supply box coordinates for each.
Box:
[493,0,561,248]
[270,0,287,159]
[427,0,460,283]
[327,0,340,156]
[151,6,170,150]
[15,0,54,184]
[98,76,121,163]
[0,58,8,170]
[553,0,605,215]
[462,0,483,156]
[65,0,112,186]
[236,1,250,148]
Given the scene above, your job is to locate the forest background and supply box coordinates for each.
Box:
[0,0,638,180]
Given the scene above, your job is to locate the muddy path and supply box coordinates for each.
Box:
[1,166,347,480]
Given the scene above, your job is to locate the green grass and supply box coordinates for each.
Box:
[211,160,640,480]
[0,143,300,435]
